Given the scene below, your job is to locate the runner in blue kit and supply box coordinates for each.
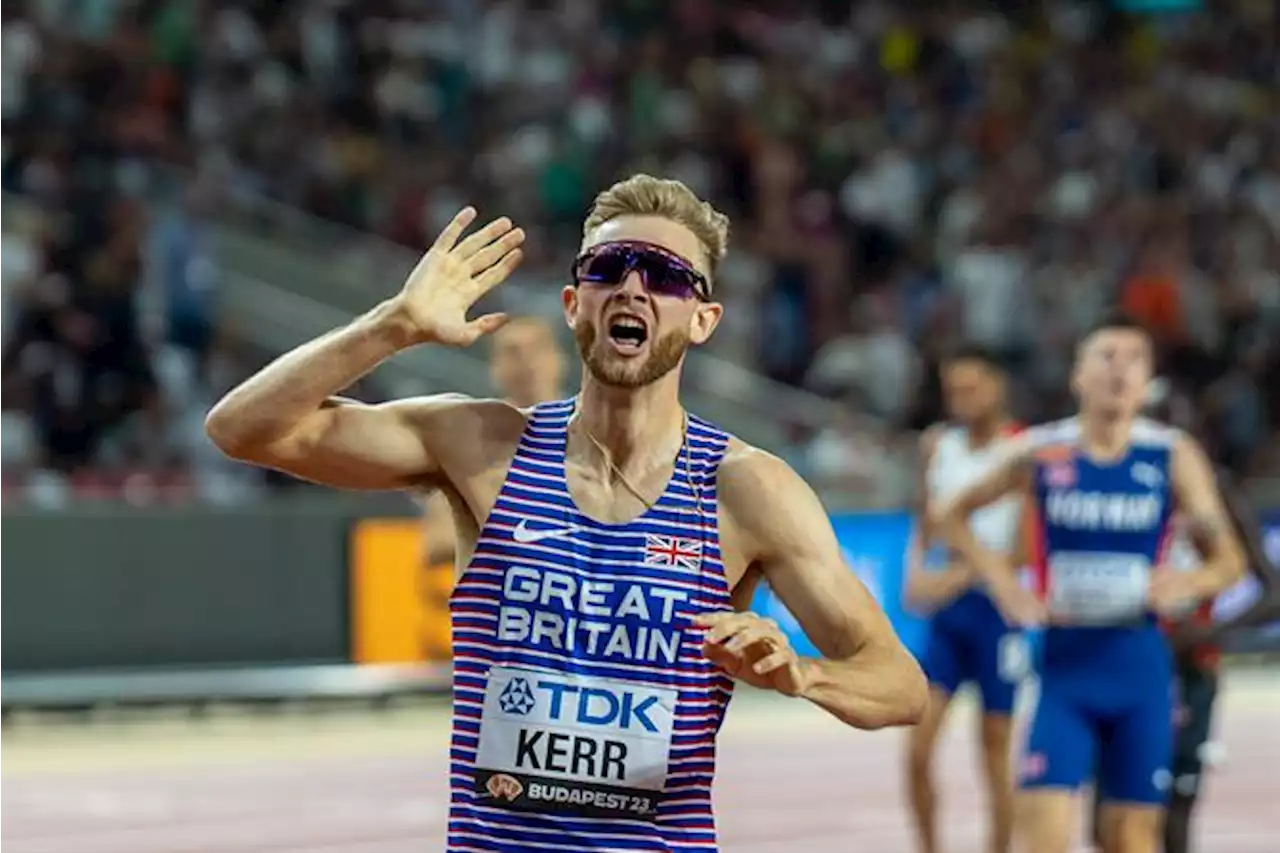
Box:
[205,173,926,852]
[903,344,1026,853]
[933,314,1246,853]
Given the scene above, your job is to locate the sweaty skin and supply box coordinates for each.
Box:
[206,205,926,730]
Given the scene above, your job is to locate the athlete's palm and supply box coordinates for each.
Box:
[397,207,526,346]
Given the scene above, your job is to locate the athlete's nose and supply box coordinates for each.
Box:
[610,270,651,305]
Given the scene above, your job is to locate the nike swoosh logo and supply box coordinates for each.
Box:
[512,519,581,544]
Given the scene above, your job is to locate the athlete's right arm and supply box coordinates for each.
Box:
[206,318,473,489]
[933,435,1044,625]
[205,207,525,490]
[903,426,972,612]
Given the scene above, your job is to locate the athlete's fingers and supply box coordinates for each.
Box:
[468,227,526,274]
[702,614,763,645]
[431,206,477,253]
[701,612,747,637]
[701,640,747,674]
[472,248,525,294]
[724,624,783,654]
[455,216,514,260]
[751,650,793,676]
[465,313,510,338]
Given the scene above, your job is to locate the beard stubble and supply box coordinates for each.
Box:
[574,320,690,388]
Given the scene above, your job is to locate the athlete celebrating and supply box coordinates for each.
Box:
[206,174,926,852]
[904,345,1025,853]
[934,314,1246,853]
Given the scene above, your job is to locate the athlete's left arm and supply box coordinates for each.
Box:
[1203,477,1280,635]
[1166,435,1248,599]
[708,447,928,730]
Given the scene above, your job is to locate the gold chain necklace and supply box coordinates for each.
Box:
[574,410,689,512]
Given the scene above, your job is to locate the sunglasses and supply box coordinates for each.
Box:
[572,240,711,302]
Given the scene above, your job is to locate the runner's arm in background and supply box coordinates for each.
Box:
[932,436,1033,592]
[1164,435,1247,600]
[903,426,974,612]
[720,449,928,730]
[1218,480,1280,629]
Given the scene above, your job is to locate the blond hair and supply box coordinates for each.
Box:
[582,174,730,273]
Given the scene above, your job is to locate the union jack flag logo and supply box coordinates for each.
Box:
[643,535,702,570]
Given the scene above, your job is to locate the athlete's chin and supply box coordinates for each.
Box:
[586,358,653,389]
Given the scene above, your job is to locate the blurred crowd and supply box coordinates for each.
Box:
[2,0,1279,505]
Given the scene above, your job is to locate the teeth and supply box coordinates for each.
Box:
[614,318,643,329]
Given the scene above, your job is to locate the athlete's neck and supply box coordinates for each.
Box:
[572,374,684,477]
[1078,410,1134,461]
[966,415,1010,449]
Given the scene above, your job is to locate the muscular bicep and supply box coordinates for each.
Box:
[246,396,462,490]
[725,449,895,660]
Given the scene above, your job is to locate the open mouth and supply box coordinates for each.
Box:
[607,315,649,353]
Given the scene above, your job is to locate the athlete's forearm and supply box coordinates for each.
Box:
[934,509,1014,590]
[206,300,417,452]
[1187,551,1247,601]
[799,641,927,730]
[904,567,972,612]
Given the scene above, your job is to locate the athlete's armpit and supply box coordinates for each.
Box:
[420,490,461,572]
[718,446,927,728]
[1170,435,1246,594]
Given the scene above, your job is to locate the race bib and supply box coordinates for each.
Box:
[474,666,676,820]
[1048,552,1150,624]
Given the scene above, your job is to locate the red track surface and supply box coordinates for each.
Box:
[4,686,1277,853]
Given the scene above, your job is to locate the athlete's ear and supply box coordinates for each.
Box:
[689,300,723,345]
[561,285,579,329]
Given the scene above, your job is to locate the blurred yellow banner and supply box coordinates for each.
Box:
[349,519,452,663]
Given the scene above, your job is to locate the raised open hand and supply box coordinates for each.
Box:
[392,207,526,346]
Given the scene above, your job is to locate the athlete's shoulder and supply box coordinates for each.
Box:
[388,394,530,466]
[718,439,811,504]
[920,422,952,455]
[1132,416,1181,448]
[414,393,527,429]
[1022,417,1080,450]
[717,440,829,552]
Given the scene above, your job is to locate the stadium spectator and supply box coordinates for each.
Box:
[2,0,1277,501]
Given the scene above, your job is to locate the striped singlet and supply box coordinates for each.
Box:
[448,399,736,852]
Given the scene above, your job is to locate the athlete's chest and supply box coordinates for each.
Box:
[1037,450,1172,536]
[928,437,1003,499]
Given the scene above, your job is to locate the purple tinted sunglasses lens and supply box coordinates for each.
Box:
[575,243,708,300]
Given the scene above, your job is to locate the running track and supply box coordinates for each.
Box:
[4,677,1278,852]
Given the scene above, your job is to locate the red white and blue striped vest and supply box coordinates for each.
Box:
[447,398,735,852]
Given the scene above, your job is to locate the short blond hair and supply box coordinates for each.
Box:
[582,174,730,273]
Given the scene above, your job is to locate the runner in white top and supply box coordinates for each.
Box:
[904,344,1027,853]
